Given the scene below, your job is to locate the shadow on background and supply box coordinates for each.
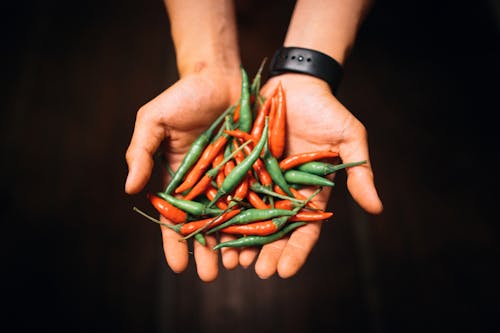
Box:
[1,0,499,332]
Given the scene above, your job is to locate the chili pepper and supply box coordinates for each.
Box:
[296,160,367,176]
[177,209,241,237]
[246,190,269,209]
[156,192,223,216]
[229,175,248,204]
[147,193,187,224]
[174,134,229,194]
[284,169,335,187]
[182,140,250,201]
[217,188,319,237]
[236,139,273,186]
[278,150,340,171]
[263,138,294,197]
[268,96,277,137]
[220,215,291,236]
[232,103,240,122]
[250,92,272,140]
[209,206,298,234]
[238,67,252,133]
[224,129,254,142]
[269,81,286,158]
[163,105,234,194]
[206,118,269,208]
[194,233,206,246]
[250,181,304,204]
[250,58,267,106]
[213,222,306,250]
[289,210,333,221]
[274,199,295,210]
[273,185,320,210]
[205,185,228,210]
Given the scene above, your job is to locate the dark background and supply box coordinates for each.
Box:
[2,0,499,332]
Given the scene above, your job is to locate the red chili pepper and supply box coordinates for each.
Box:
[246,190,269,209]
[289,210,333,221]
[233,103,241,122]
[250,93,273,140]
[205,186,228,210]
[278,151,340,171]
[147,193,187,224]
[220,214,291,236]
[274,199,294,210]
[232,175,249,202]
[182,174,212,201]
[269,81,286,159]
[224,129,254,142]
[179,209,241,235]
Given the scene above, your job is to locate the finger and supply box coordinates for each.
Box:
[125,106,167,194]
[238,247,259,268]
[276,222,322,279]
[160,221,189,273]
[340,128,383,215]
[254,238,288,279]
[219,233,239,270]
[193,234,219,282]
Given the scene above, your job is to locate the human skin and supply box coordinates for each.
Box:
[125,0,382,281]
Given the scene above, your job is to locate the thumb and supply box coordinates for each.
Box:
[125,107,167,194]
[340,129,383,215]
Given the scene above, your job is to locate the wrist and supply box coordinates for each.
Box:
[269,46,343,94]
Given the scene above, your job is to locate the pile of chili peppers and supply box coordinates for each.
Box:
[134,64,366,250]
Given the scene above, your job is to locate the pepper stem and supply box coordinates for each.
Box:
[133,207,181,233]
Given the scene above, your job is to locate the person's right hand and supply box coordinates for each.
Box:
[125,65,242,282]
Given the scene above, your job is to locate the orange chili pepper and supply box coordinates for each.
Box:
[233,103,241,122]
[278,151,340,171]
[178,209,241,235]
[274,199,294,210]
[246,190,269,209]
[273,185,319,210]
[224,129,254,142]
[250,93,273,140]
[289,210,333,222]
[269,81,286,158]
[147,193,187,224]
[205,186,228,210]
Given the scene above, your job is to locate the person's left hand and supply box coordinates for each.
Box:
[237,73,383,278]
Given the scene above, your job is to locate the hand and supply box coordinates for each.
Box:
[125,66,242,281]
[238,73,383,279]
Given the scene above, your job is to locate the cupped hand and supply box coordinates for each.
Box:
[125,66,242,282]
[239,73,383,279]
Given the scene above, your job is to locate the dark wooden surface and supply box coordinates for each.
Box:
[2,0,499,332]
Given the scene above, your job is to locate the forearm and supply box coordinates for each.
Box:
[284,0,373,64]
[164,0,241,77]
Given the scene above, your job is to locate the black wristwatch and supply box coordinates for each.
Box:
[269,46,343,95]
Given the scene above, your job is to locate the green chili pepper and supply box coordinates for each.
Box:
[163,105,234,194]
[250,58,267,109]
[249,181,304,204]
[296,160,367,176]
[238,67,252,133]
[208,207,300,234]
[194,233,206,246]
[206,119,269,208]
[263,140,294,197]
[213,222,306,250]
[156,192,223,216]
[283,169,336,187]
